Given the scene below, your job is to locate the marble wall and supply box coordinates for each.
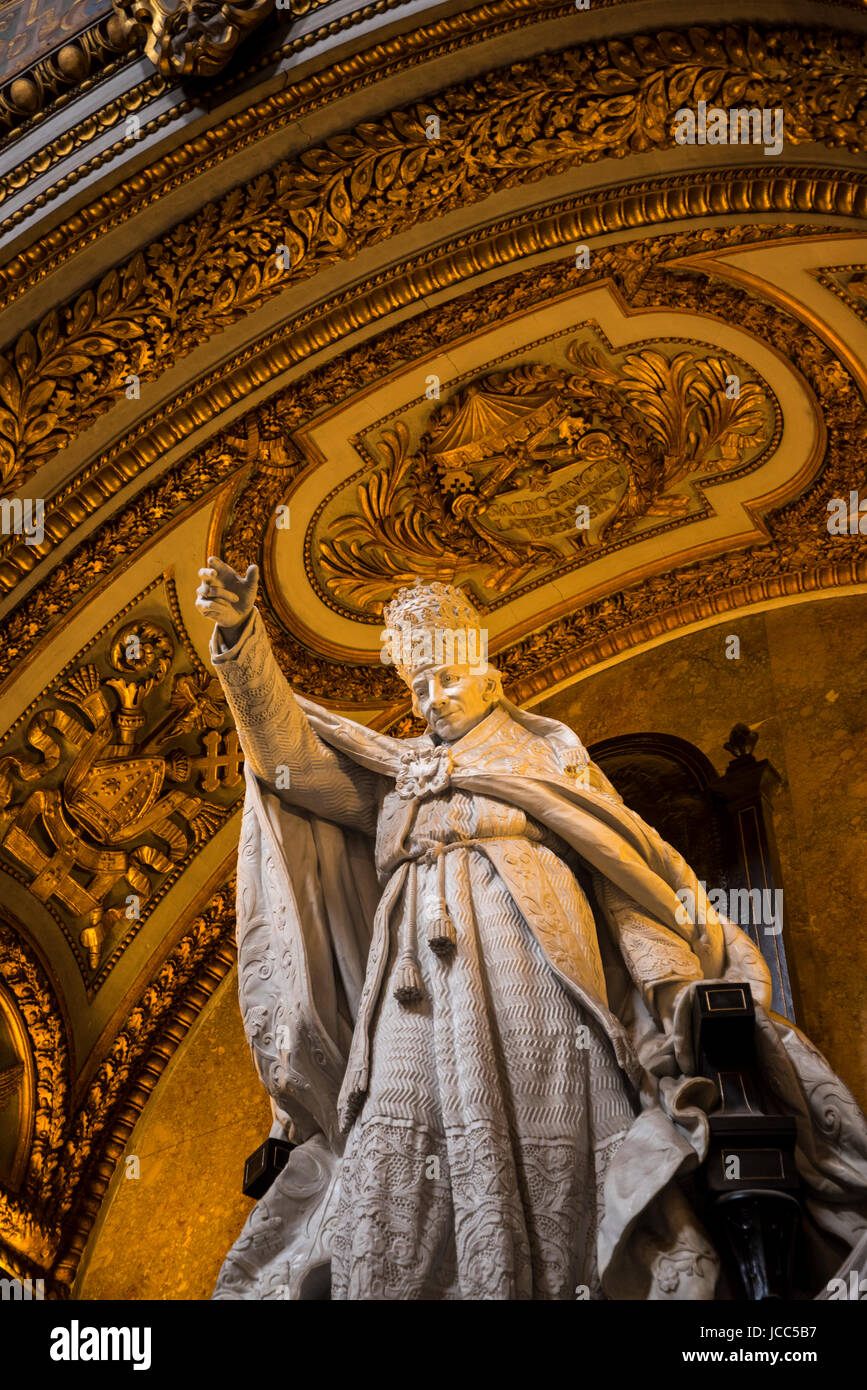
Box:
[74,974,270,1301]
[533,592,867,1110]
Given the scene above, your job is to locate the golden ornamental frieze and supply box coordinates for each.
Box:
[1,25,866,488]
[0,579,243,988]
[0,222,848,698]
[494,276,867,707]
[0,0,442,236]
[0,11,138,147]
[0,0,375,159]
[0,0,589,264]
[0,180,853,589]
[223,254,858,707]
[260,260,861,710]
[310,338,776,618]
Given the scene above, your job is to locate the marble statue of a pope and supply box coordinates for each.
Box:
[198,558,867,1301]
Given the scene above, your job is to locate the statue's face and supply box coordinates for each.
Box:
[411,665,498,742]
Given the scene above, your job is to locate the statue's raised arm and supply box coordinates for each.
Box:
[197,556,379,833]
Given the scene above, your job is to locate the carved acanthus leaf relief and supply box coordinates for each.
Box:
[0,593,243,981]
[0,224,849,703]
[315,344,771,614]
[0,0,560,252]
[235,255,866,706]
[0,26,864,487]
[0,257,150,487]
[4,8,864,292]
[0,194,840,592]
[495,274,867,702]
[111,0,275,78]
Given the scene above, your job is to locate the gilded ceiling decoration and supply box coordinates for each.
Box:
[0,24,865,491]
[0,9,136,141]
[217,235,863,706]
[0,581,241,980]
[313,336,774,615]
[494,276,867,705]
[0,0,588,252]
[110,0,276,78]
[0,178,854,604]
[0,223,857,705]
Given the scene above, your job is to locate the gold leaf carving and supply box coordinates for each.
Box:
[0,589,242,981]
[498,273,867,704]
[0,189,841,589]
[1,27,865,486]
[314,341,773,614]
[0,224,854,705]
[111,0,275,78]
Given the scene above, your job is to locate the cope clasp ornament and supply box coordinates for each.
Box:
[394,744,454,800]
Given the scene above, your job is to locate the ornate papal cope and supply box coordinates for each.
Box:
[214,693,867,1300]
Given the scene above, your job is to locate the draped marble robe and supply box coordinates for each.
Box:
[211,610,867,1301]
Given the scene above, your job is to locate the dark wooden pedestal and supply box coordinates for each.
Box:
[693,981,802,1300]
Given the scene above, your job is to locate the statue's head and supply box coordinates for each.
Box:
[382,580,502,742]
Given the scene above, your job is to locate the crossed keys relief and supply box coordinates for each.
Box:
[0,614,243,976]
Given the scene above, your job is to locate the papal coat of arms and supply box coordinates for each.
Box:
[0,603,242,978]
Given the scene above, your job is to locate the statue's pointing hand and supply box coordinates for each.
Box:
[196,556,259,645]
